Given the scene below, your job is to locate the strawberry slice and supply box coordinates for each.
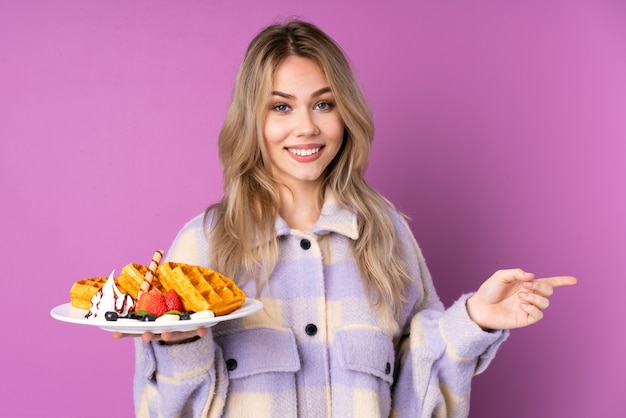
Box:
[135,289,167,317]
[134,290,152,312]
[147,291,167,317]
[164,289,183,312]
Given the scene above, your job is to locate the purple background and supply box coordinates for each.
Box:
[1,1,624,417]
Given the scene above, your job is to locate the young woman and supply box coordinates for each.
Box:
[116,20,576,417]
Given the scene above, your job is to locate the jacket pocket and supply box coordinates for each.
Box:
[215,327,301,379]
[335,327,395,385]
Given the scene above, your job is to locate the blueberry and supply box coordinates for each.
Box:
[180,312,191,320]
[104,311,118,321]
[141,313,156,322]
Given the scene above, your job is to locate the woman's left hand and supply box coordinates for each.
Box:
[466,269,577,330]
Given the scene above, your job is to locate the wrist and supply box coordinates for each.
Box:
[466,295,493,332]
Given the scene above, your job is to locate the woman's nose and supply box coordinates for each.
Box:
[294,111,320,137]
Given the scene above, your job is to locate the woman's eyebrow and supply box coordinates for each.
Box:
[270,87,332,99]
[312,87,332,97]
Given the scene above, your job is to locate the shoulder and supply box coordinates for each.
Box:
[164,211,213,265]
[182,212,207,230]
[176,207,220,234]
[382,202,412,236]
[385,205,426,261]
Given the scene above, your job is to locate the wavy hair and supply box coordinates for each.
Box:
[207,20,411,316]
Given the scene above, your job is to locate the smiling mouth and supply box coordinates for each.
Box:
[287,147,321,157]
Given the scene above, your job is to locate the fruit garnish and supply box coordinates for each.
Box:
[155,314,180,323]
[132,310,150,317]
[164,289,183,312]
[147,295,167,317]
[134,291,153,312]
[163,310,182,316]
[104,311,119,322]
[135,289,167,317]
[140,313,157,322]
[133,289,190,321]
[190,310,215,320]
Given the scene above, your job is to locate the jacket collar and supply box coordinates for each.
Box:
[274,192,359,240]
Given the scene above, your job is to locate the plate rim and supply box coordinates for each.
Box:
[50,298,263,334]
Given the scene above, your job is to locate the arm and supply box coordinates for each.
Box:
[391,215,577,417]
[390,215,508,417]
[134,333,227,417]
[393,257,509,417]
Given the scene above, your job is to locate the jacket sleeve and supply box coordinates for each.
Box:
[391,216,509,417]
[134,334,228,417]
[133,213,229,417]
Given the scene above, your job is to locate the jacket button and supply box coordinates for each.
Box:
[305,323,318,336]
[226,358,238,371]
[385,362,391,375]
[300,239,311,250]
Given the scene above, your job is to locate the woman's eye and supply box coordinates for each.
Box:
[315,101,333,111]
[273,103,289,112]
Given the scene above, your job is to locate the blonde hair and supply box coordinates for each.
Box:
[207,20,411,316]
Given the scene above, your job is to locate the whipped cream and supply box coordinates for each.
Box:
[85,270,134,319]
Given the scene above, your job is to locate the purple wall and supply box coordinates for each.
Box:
[1,1,624,416]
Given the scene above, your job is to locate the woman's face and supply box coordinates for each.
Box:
[263,55,344,190]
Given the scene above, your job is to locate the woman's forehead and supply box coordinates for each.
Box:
[271,56,329,92]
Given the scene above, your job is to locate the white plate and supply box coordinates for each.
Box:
[50,298,263,334]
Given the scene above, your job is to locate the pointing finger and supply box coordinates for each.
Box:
[535,275,578,289]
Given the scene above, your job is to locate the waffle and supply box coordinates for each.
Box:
[157,262,245,315]
[69,277,107,310]
[69,259,246,316]
[117,263,167,300]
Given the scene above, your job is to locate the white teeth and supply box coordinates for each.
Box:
[288,147,320,156]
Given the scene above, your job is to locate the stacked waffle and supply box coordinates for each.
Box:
[69,256,246,316]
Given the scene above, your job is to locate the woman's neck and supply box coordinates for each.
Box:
[278,182,323,231]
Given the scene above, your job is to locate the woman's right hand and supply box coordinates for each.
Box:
[112,327,208,344]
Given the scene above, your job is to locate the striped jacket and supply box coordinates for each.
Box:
[134,196,508,417]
